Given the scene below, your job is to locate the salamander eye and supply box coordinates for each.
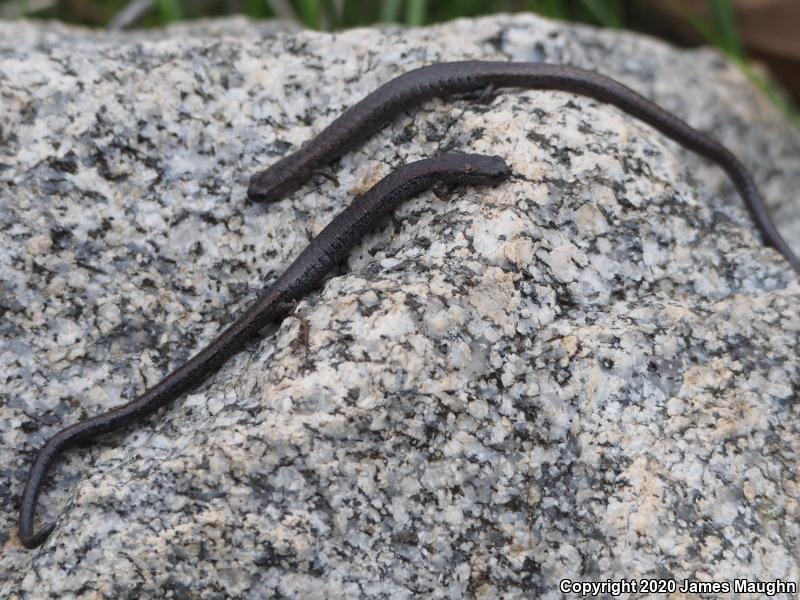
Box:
[463,163,473,173]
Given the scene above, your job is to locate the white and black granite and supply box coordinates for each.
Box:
[1,13,799,599]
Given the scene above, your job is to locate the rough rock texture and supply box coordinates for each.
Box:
[1,13,799,600]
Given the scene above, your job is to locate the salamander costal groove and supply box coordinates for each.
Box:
[18,153,512,550]
[247,60,799,273]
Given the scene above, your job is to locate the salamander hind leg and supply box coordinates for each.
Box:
[459,83,498,105]
[312,168,339,187]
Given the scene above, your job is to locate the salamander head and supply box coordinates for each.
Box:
[247,154,306,203]
[456,154,512,184]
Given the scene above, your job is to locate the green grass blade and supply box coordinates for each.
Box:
[406,0,426,25]
[154,0,182,23]
[380,0,403,22]
[666,0,799,127]
[319,0,340,29]
[295,0,322,29]
[245,0,268,18]
[525,0,569,19]
[578,0,623,28]
[709,0,743,58]
[735,60,800,127]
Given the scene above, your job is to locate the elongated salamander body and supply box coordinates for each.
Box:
[248,60,799,273]
[19,153,511,549]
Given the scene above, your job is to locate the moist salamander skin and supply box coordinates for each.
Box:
[18,153,511,550]
[248,60,799,273]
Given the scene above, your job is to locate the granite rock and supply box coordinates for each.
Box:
[1,13,799,600]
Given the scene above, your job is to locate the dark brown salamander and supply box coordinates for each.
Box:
[248,60,799,273]
[19,153,511,549]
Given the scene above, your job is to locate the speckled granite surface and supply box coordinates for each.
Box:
[2,13,799,600]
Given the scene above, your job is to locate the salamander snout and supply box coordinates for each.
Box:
[248,152,311,202]
[247,164,289,202]
[459,154,512,183]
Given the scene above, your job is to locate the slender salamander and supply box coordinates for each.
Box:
[248,60,799,273]
[18,153,512,549]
